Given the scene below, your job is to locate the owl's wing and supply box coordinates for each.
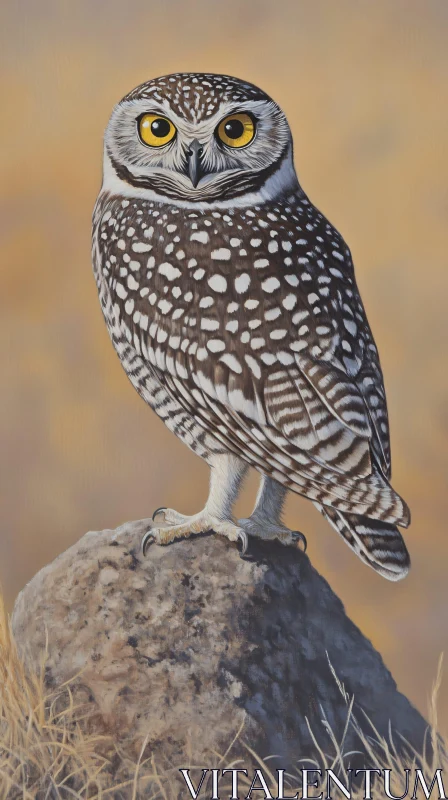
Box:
[140,248,408,526]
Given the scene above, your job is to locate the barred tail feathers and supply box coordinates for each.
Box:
[315,504,410,581]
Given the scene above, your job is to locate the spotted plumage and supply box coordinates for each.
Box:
[92,72,411,580]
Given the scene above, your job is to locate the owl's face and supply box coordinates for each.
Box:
[103,73,298,206]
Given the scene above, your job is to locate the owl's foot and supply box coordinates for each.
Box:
[142,507,248,556]
[238,515,307,551]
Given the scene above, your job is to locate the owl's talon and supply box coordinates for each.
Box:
[292,531,307,552]
[141,531,156,556]
[237,529,249,556]
[152,506,167,522]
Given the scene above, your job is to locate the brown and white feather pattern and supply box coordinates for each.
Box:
[93,188,410,561]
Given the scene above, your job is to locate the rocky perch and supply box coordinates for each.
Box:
[12,519,428,773]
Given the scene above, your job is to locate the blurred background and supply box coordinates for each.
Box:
[1,0,447,732]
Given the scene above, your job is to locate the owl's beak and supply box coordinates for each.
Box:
[187,139,205,188]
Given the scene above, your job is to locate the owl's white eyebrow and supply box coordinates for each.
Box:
[121,103,200,134]
[121,98,275,129]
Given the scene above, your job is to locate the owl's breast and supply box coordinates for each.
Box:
[95,194,276,348]
[94,191,360,376]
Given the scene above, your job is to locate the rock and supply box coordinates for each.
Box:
[12,519,428,771]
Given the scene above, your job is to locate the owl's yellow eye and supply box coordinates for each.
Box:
[138,114,176,147]
[216,113,255,148]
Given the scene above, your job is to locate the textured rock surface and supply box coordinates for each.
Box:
[12,519,428,770]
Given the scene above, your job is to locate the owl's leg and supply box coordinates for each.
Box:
[238,475,307,550]
[142,453,248,555]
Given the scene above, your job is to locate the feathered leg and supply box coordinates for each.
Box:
[238,474,307,549]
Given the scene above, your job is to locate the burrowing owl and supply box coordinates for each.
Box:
[92,73,410,580]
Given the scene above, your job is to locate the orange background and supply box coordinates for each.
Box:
[1,1,447,732]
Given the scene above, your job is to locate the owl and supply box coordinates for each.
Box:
[92,73,411,580]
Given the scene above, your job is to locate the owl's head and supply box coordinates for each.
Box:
[103,73,298,206]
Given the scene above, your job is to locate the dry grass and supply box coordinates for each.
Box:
[0,589,114,798]
[0,587,445,799]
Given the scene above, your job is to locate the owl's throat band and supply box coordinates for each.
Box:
[106,144,290,203]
